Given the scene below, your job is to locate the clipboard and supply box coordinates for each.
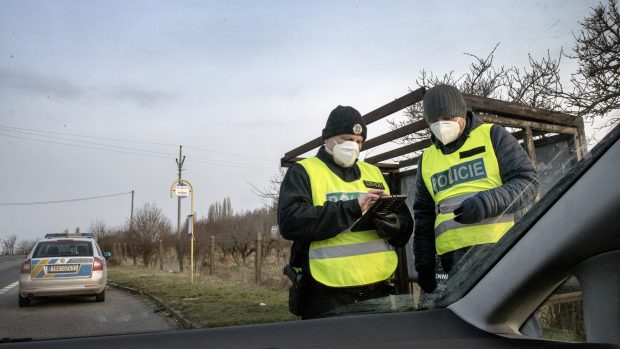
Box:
[348,194,407,232]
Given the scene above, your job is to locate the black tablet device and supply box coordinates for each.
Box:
[349,194,408,232]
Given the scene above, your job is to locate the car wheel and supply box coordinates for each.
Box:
[18,294,31,307]
[95,290,105,302]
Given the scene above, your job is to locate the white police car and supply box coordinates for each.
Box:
[18,233,108,307]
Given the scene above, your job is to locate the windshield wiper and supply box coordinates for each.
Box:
[0,337,33,344]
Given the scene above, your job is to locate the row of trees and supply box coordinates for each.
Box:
[194,198,288,267]
[91,199,288,272]
[1,199,287,277]
[0,234,36,255]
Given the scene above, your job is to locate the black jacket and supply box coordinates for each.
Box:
[278,146,413,273]
[413,112,539,273]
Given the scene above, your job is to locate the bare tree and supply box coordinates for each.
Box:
[15,238,37,255]
[201,198,280,267]
[1,234,18,255]
[193,217,211,272]
[89,220,107,240]
[205,197,234,261]
[460,43,510,98]
[228,215,256,265]
[253,206,280,263]
[249,169,286,207]
[392,2,620,142]
[391,1,620,136]
[566,0,620,126]
[131,203,173,267]
[211,198,255,265]
[388,44,512,158]
[507,51,565,110]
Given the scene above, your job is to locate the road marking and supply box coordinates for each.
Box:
[0,281,19,295]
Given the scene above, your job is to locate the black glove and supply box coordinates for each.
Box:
[373,213,400,240]
[416,266,437,293]
[453,195,486,224]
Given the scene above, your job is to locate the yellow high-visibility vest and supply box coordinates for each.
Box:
[299,157,398,287]
[421,123,514,255]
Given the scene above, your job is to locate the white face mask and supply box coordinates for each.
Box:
[326,138,360,168]
[430,120,461,145]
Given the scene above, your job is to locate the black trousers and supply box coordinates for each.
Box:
[299,276,391,320]
[440,246,472,273]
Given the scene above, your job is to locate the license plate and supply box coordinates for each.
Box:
[48,264,79,273]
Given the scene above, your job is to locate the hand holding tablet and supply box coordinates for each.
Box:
[350,194,408,232]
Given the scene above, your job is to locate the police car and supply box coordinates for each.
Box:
[18,233,109,307]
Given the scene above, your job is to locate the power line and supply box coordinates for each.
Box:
[0,129,176,158]
[0,126,276,170]
[184,145,272,163]
[186,158,274,171]
[0,133,172,160]
[0,125,177,147]
[0,125,274,163]
[0,192,132,207]
[0,133,276,172]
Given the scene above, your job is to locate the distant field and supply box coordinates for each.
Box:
[108,266,297,328]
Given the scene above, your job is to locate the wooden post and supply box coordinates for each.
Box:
[112,243,117,259]
[574,128,587,161]
[210,235,215,276]
[255,232,262,284]
[130,190,135,230]
[523,127,538,168]
[159,239,164,271]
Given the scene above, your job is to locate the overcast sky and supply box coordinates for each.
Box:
[0,0,601,241]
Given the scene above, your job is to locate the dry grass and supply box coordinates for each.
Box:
[542,328,585,342]
[112,250,586,340]
[108,265,297,328]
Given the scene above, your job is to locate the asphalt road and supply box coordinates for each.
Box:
[0,255,25,289]
[0,255,176,341]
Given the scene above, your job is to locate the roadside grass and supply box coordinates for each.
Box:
[110,265,587,341]
[108,266,297,328]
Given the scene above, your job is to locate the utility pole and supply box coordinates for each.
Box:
[176,145,186,272]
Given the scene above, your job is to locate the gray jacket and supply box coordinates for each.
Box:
[413,112,539,272]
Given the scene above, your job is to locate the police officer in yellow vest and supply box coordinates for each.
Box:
[413,85,538,293]
[278,105,413,319]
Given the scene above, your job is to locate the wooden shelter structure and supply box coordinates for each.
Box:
[282,87,586,169]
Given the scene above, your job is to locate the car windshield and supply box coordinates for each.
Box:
[33,241,93,258]
[1,0,618,343]
[333,123,620,316]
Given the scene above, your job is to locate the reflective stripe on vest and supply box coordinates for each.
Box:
[299,157,398,287]
[309,240,393,260]
[421,123,514,255]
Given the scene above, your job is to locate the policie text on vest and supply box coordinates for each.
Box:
[431,158,488,194]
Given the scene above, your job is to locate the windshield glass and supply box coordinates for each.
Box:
[33,241,93,258]
[426,124,619,310]
[1,0,617,343]
[326,128,601,316]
